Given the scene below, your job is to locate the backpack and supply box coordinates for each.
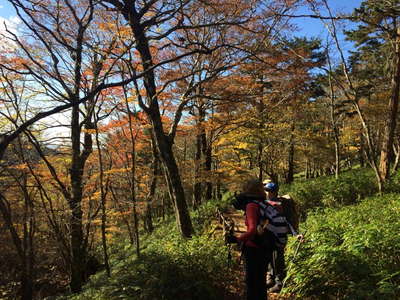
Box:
[232,194,289,249]
[279,194,299,232]
[254,201,290,249]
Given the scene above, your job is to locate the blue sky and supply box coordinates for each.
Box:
[0,0,362,33]
[0,0,15,18]
[0,1,362,19]
[0,0,362,56]
[293,0,362,36]
[291,0,363,57]
[0,0,362,139]
[0,0,19,32]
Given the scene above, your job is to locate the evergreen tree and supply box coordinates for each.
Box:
[347,0,400,182]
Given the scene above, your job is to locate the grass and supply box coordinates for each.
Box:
[284,193,400,299]
[56,167,400,300]
[57,198,237,300]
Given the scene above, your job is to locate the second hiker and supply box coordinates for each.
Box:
[263,181,303,293]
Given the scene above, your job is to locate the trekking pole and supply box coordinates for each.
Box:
[216,207,235,263]
[227,218,235,264]
[281,230,307,292]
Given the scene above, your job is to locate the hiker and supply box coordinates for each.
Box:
[263,181,303,293]
[226,179,272,300]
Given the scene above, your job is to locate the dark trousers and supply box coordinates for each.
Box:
[243,246,271,300]
[268,246,286,283]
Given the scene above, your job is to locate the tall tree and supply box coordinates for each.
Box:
[304,0,388,191]
[346,0,400,182]
[0,0,139,292]
[102,0,257,237]
[0,137,37,300]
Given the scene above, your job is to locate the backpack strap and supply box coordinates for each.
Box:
[252,201,290,246]
[286,221,298,236]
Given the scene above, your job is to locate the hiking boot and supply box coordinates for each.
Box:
[268,283,282,293]
[266,275,275,289]
[266,273,274,288]
[266,277,275,288]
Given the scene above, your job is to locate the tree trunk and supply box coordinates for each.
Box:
[333,131,340,178]
[20,270,33,300]
[203,142,213,201]
[305,157,309,179]
[198,105,213,201]
[144,134,159,233]
[379,29,400,181]
[124,91,140,257]
[157,132,193,237]
[110,186,134,245]
[392,143,400,172]
[355,101,383,192]
[94,123,110,276]
[69,89,96,291]
[258,142,263,181]
[161,193,166,221]
[69,103,88,292]
[131,20,193,237]
[125,147,140,257]
[193,120,202,209]
[0,193,34,300]
[359,130,365,167]
[286,123,295,183]
[328,67,341,179]
[21,173,35,300]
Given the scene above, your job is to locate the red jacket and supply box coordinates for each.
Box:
[237,202,261,248]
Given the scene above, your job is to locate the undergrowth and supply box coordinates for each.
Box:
[57,168,400,300]
[284,194,400,299]
[57,198,236,300]
[281,168,379,218]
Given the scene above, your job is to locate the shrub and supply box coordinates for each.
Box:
[281,168,378,218]
[284,194,400,299]
[59,200,237,300]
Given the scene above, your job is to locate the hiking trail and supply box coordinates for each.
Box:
[213,208,295,300]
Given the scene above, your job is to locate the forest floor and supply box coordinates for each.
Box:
[215,208,295,300]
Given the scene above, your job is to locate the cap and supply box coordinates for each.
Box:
[264,182,279,192]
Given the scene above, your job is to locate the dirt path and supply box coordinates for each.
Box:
[215,208,295,300]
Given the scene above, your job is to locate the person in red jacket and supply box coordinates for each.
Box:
[227,179,272,300]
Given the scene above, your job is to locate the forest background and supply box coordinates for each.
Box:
[1,0,400,299]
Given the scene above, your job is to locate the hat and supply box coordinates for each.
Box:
[264,182,279,192]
